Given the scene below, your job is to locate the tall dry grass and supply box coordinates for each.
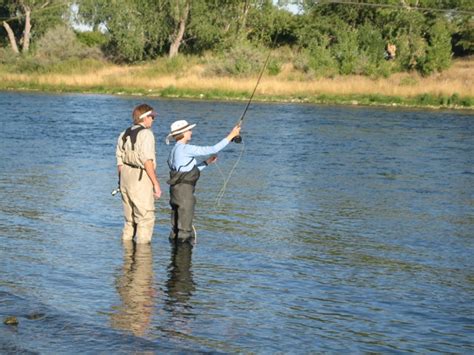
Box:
[1,58,472,99]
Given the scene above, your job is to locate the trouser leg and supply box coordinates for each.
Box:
[169,203,178,240]
[121,166,155,244]
[121,190,136,241]
[170,184,195,242]
[135,208,155,244]
[177,194,195,241]
[134,186,155,244]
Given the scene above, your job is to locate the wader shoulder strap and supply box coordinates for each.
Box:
[122,126,146,150]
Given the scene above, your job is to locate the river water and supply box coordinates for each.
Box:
[0,92,473,353]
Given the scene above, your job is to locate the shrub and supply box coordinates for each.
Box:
[266,58,281,75]
[205,42,266,77]
[35,25,103,66]
[140,55,194,77]
[308,44,338,77]
[76,31,108,48]
[42,58,107,74]
[394,33,427,71]
[417,19,452,76]
[0,47,19,66]
[14,56,42,72]
[292,48,311,74]
[356,23,392,77]
[357,23,386,64]
[330,27,359,75]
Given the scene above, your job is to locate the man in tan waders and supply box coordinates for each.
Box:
[116,104,162,244]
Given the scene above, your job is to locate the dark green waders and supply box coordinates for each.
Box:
[168,166,200,242]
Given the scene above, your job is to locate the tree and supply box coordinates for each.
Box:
[168,0,190,58]
[293,0,468,75]
[75,0,170,62]
[418,18,452,74]
[1,0,68,54]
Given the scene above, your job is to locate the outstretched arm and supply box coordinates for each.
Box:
[186,124,242,156]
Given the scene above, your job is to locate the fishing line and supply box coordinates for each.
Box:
[214,142,245,207]
[214,161,227,182]
[214,43,274,207]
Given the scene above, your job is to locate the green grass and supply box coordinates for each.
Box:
[3,84,471,110]
[0,67,471,110]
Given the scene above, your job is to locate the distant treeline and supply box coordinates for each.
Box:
[0,0,472,77]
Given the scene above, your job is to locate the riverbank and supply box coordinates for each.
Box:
[0,57,472,110]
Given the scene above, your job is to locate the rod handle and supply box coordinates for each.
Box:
[232,135,242,144]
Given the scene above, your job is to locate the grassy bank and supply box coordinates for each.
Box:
[0,57,472,109]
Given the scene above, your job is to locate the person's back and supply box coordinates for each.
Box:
[116,104,161,244]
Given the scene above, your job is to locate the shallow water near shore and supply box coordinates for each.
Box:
[0,92,473,353]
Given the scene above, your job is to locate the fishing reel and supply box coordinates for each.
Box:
[232,135,242,144]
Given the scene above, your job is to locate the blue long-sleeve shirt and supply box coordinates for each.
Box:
[167,138,229,172]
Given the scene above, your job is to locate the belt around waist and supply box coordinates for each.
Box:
[124,162,142,169]
[124,162,144,180]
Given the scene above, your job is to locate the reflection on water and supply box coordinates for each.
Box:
[111,241,197,340]
[111,241,155,337]
[163,242,196,336]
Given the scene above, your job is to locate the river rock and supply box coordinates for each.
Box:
[26,312,45,320]
[4,316,19,326]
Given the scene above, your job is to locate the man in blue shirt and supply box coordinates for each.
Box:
[166,120,241,243]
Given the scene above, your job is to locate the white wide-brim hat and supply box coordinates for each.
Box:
[166,119,196,144]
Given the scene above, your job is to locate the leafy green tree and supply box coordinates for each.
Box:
[357,22,389,76]
[418,18,452,74]
[75,0,169,62]
[294,0,469,75]
[0,0,68,54]
[449,0,474,56]
[331,25,360,74]
[181,0,228,52]
[452,19,473,55]
[308,39,339,77]
[75,0,287,61]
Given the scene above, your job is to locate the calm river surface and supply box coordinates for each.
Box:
[0,92,473,353]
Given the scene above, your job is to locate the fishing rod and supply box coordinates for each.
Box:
[231,46,274,144]
[214,44,275,205]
